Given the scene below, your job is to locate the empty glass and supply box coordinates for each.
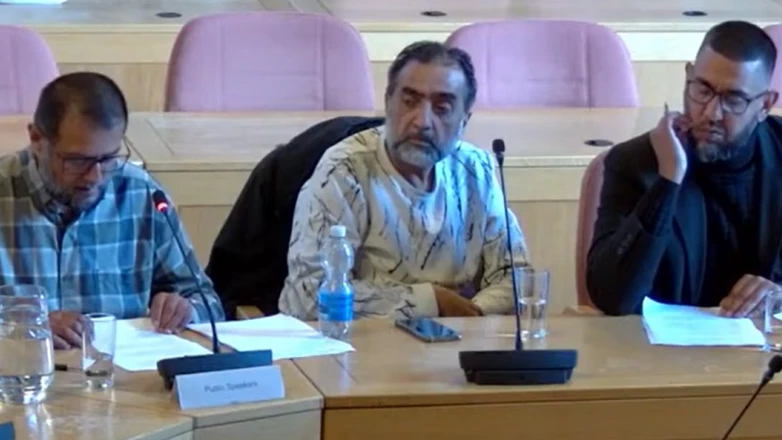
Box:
[515,268,550,339]
[764,290,782,352]
[82,313,117,389]
[0,285,54,404]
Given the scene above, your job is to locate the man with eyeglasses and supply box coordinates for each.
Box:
[0,72,224,349]
[588,21,782,317]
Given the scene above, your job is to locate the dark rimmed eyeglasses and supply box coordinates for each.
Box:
[54,137,132,176]
[686,79,769,115]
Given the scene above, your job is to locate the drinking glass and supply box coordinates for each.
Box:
[515,268,550,339]
[0,285,54,404]
[764,290,782,352]
[82,313,117,389]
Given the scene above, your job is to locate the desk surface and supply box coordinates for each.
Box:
[0,391,192,440]
[294,315,778,409]
[0,331,322,440]
[2,0,780,33]
[129,108,660,172]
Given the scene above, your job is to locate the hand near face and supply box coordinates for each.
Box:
[150,292,194,333]
[650,104,692,184]
[719,274,780,318]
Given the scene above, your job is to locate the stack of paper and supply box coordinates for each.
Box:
[114,318,211,371]
[641,297,766,346]
[188,314,355,360]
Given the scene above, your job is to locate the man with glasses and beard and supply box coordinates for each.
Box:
[0,72,224,349]
[588,21,782,317]
[279,41,529,320]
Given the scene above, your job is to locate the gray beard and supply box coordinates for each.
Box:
[692,121,758,164]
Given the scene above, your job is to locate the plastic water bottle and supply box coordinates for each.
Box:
[318,225,354,341]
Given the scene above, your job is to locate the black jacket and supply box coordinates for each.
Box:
[205,116,385,319]
[587,116,782,315]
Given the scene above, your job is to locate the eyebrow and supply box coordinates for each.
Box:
[401,86,458,102]
[695,77,752,98]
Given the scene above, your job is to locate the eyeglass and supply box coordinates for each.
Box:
[686,79,768,115]
[55,137,132,176]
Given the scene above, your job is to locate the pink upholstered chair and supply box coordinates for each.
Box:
[445,20,639,109]
[763,24,782,97]
[0,26,59,115]
[575,150,610,307]
[165,12,375,112]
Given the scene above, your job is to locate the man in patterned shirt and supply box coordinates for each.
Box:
[279,41,529,320]
[0,72,224,349]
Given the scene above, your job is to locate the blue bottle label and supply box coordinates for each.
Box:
[318,288,354,322]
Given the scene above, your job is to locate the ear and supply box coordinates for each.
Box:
[27,123,44,157]
[684,62,694,78]
[759,90,779,121]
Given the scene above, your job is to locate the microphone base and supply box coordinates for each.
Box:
[459,349,578,386]
[157,350,273,390]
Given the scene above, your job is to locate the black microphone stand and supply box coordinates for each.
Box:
[151,190,274,390]
[457,139,578,386]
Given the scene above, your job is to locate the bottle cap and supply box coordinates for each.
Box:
[329,225,347,238]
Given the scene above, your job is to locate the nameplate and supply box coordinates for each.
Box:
[175,364,285,410]
[0,421,14,440]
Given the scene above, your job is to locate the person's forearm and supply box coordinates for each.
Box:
[587,178,679,315]
[473,283,514,315]
[636,177,680,235]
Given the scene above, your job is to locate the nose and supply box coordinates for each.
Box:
[82,161,103,185]
[412,102,434,131]
[703,94,724,121]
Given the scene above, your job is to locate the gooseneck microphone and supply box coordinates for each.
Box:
[457,139,578,386]
[492,139,523,352]
[721,355,782,440]
[152,189,273,390]
[152,190,220,354]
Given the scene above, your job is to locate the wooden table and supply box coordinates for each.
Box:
[294,315,782,440]
[0,392,193,440]
[2,0,778,110]
[0,332,323,440]
[126,108,660,313]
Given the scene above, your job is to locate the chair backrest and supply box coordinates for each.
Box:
[0,26,59,115]
[165,12,375,112]
[576,150,610,306]
[764,24,782,98]
[206,116,385,318]
[445,20,639,109]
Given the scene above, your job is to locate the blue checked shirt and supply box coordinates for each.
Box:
[0,149,225,322]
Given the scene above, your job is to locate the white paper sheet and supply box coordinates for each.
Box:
[641,297,766,346]
[114,318,211,372]
[188,314,355,360]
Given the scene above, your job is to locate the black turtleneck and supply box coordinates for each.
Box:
[693,142,759,304]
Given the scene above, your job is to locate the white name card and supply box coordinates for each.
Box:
[175,365,285,410]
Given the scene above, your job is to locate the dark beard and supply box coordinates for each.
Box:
[690,120,758,164]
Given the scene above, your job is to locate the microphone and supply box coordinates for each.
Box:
[457,139,578,386]
[151,189,273,390]
[721,355,782,439]
[491,139,522,351]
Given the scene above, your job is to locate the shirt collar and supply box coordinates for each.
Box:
[21,149,76,225]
